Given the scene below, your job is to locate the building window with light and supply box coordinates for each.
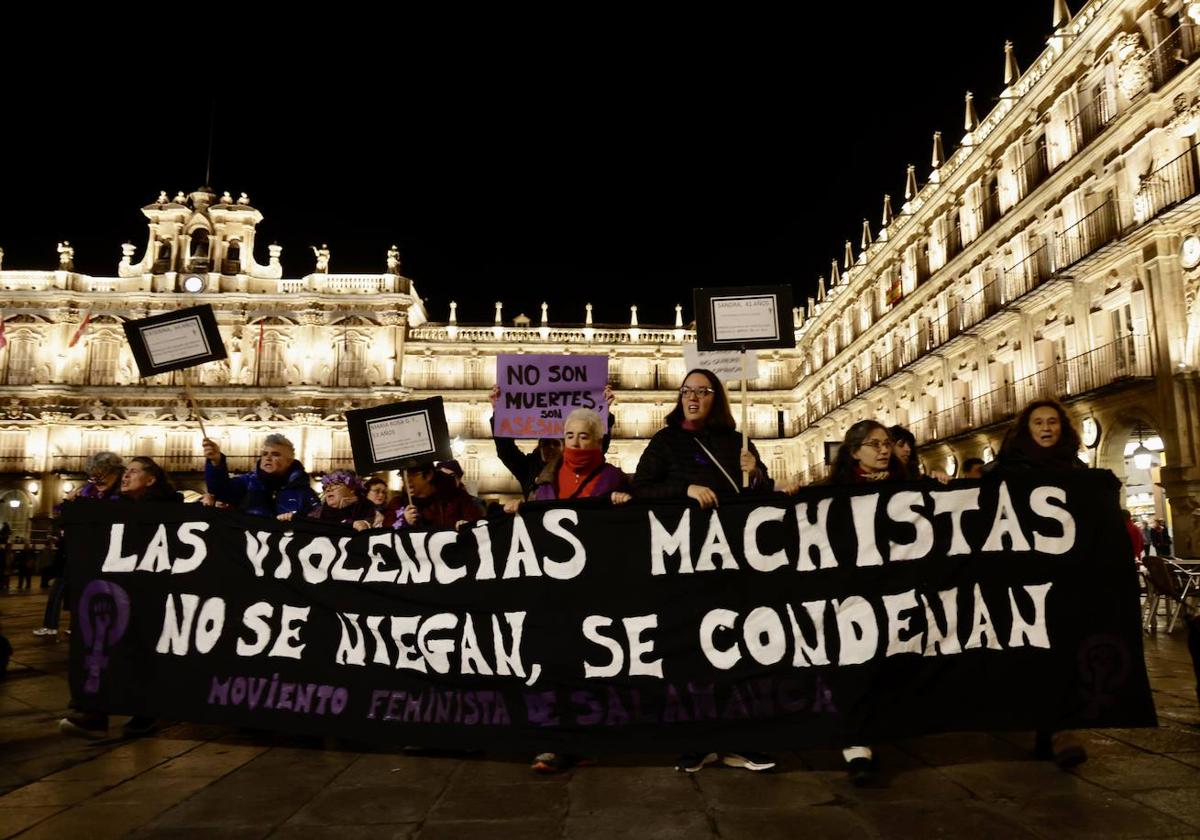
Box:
[4,336,37,386]
[258,337,287,387]
[87,338,120,385]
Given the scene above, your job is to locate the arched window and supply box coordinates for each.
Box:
[1,489,33,541]
[224,240,242,275]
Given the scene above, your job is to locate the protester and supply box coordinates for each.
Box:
[888,424,950,482]
[60,455,177,740]
[489,384,616,499]
[634,369,782,773]
[72,451,125,502]
[960,457,985,479]
[299,470,379,530]
[364,476,390,522]
[504,408,631,515]
[633,369,783,512]
[120,456,184,503]
[825,419,916,785]
[988,399,1088,768]
[202,434,318,519]
[499,406,630,774]
[437,459,487,516]
[887,425,922,480]
[36,451,125,634]
[386,464,484,531]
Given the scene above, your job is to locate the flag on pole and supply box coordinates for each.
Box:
[0,313,7,351]
[68,311,92,348]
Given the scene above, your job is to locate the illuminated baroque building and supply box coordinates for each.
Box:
[2,0,1200,556]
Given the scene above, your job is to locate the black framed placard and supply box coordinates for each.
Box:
[346,397,452,474]
[122,304,227,377]
[693,285,796,351]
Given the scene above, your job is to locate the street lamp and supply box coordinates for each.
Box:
[1132,425,1153,471]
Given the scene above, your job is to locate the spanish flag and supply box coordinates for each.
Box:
[68,311,92,348]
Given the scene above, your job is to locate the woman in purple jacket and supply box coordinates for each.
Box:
[503,408,629,773]
[504,408,630,513]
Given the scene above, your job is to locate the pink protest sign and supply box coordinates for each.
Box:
[494,354,608,439]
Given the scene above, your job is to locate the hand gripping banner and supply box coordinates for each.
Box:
[63,470,1155,754]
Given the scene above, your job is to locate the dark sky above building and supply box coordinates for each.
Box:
[1,4,1055,327]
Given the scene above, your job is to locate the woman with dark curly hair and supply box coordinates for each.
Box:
[988,398,1088,769]
[992,399,1084,471]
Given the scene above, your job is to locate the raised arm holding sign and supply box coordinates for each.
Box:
[692,286,795,487]
[493,354,608,439]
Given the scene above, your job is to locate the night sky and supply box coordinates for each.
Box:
[1,5,1056,327]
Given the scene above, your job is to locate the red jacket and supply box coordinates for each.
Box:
[1124,519,1144,562]
[384,482,483,531]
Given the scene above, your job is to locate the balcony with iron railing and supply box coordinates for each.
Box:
[906,333,1154,445]
[1132,146,1200,225]
[939,224,963,264]
[1055,198,1118,270]
[1015,143,1049,199]
[803,190,1138,433]
[1145,23,1199,91]
[1067,86,1114,154]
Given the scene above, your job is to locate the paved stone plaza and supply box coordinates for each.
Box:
[1,588,1199,839]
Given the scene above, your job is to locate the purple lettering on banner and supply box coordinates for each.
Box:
[78,580,132,695]
[494,354,608,439]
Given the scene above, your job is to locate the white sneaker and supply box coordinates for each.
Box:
[32,627,58,637]
[721,752,776,771]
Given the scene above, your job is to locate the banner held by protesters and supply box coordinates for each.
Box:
[62,470,1155,754]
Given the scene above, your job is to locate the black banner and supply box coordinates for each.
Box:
[64,471,1155,753]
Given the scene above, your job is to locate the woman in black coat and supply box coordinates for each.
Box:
[989,399,1088,768]
[633,368,774,507]
[634,368,779,774]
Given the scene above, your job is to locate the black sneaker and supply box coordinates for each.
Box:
[721,752,776,771]
[674,752,718,773]
[847,756,876,786]
[59,712,109,739]
[122,715,158,738]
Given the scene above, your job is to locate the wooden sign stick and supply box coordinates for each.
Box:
[741,350,750,488]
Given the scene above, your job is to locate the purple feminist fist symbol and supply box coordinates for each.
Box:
[78,580,131,695]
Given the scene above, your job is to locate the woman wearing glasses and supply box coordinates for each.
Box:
[634,368,777,773]
[826,420,907,786]
[633,368,773,510]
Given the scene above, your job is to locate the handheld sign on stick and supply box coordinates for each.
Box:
[123,304,227,438]
[345,397,452,476]
[692,286,796,487]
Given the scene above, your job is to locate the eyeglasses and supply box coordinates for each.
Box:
[858,438,894,451]
[679,387,716,398]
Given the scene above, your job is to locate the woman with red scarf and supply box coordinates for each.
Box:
[523,408,630,505]
[504,408,629,773]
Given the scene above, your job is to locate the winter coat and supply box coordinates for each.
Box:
[205,455,319,518]
[385,480,485,531]
[306,498,379,528]
[491,413,615,498]
[632,424,771,500]
[532,458,629,501]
